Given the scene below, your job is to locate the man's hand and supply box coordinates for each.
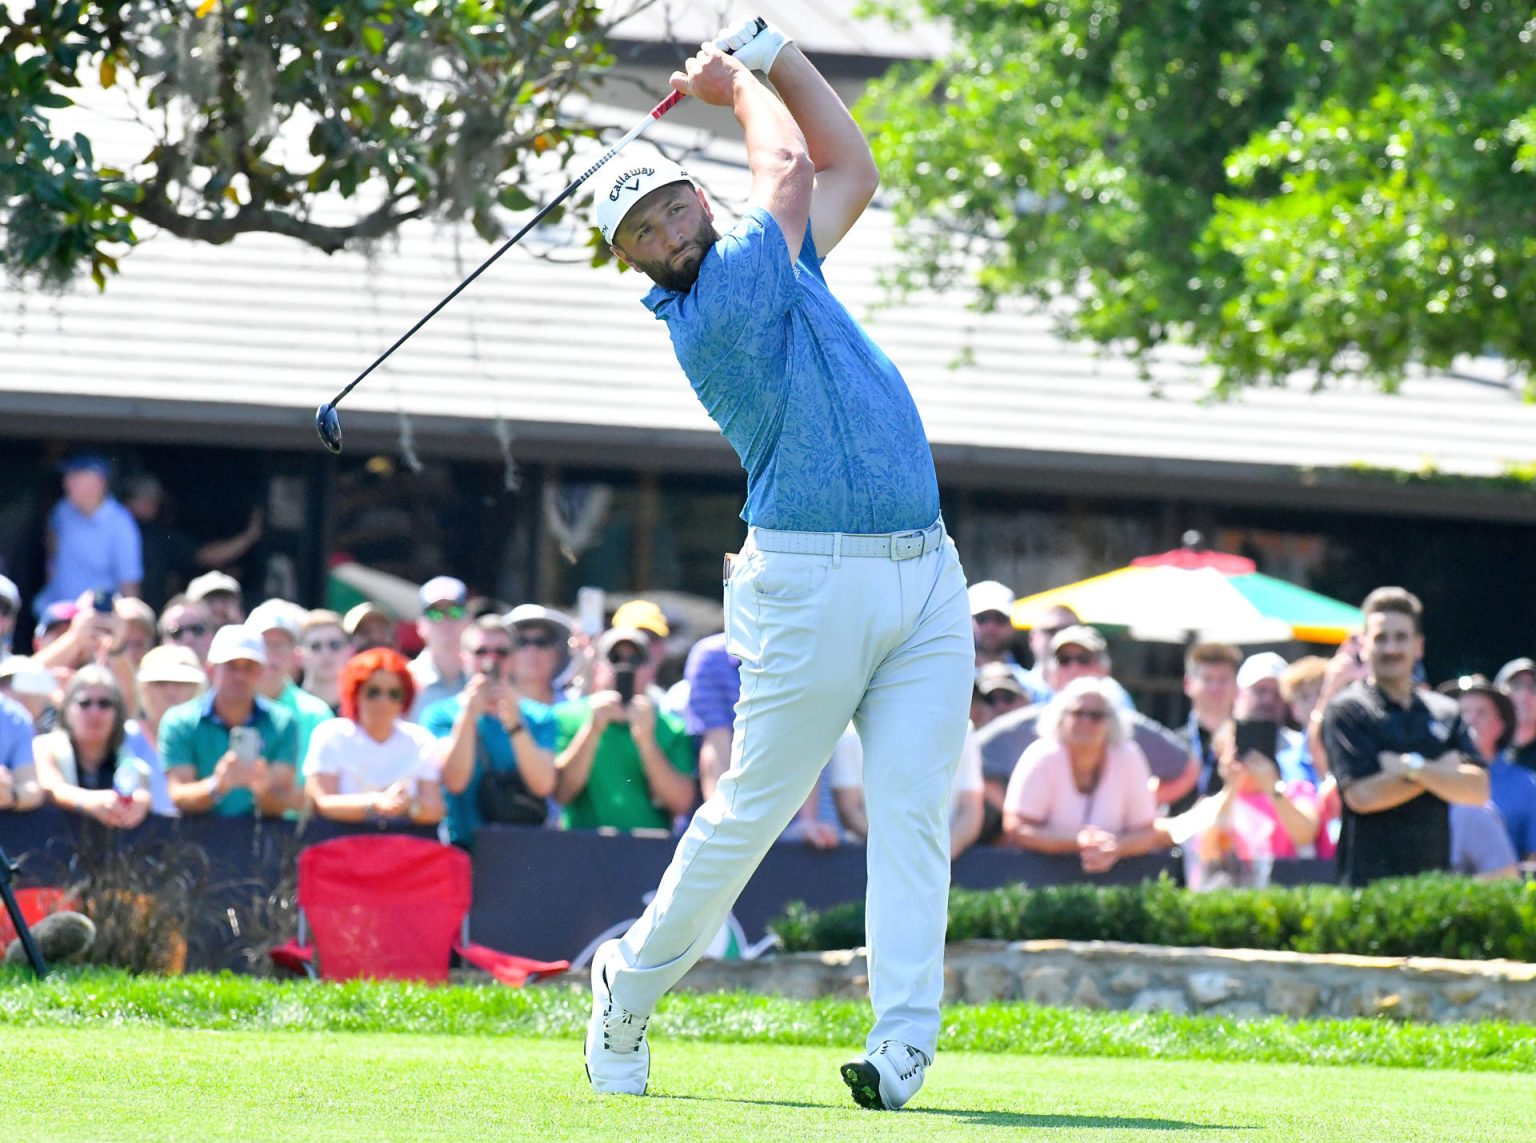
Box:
[589,690,626,728]
[670,45,752,108]
[627,694,658,745]
[375,782,411,819]
[1239,750,1283,797]
[0,766,14,810]
[712,16,790,75]
[462,672,493,718]
[800,820,841,849]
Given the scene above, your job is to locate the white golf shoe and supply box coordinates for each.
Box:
[584,939,650,1095]
[840,1040,929,1110]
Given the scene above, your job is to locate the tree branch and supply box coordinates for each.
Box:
[122,190,425,253]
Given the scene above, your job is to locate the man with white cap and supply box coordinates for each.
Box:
[408,575,471,721]
[1495,657,1536,772]
[160,624,300,816]
[503,604,574,710]
[247,599,334,761]
[968,580,1048,703]
[1235,651,1313,786]
[584,19,971,1111]
[185,570,245,629]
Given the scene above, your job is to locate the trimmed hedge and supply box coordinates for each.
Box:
[768,874,1536,962]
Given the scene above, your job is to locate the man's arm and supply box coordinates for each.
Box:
[672,47,812,262]
[697,727,733,802]
[1407,751,1489,806]
[1339,769,1424,814]
[761,44,879,256]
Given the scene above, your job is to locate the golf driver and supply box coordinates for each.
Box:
[314,21,764,454]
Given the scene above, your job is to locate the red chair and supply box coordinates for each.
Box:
[270,834,567,985]
[0,887,73,948]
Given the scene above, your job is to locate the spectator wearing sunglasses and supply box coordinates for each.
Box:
[297,609,348,712]
[553,626,696,831]
[502,604,574,709]
[407,576,472,722]
[969,581,1049,704]
[303,648,444,825]
[158,596,215,665]
[1001,676,1164,873]
[32,665,153,828]
[422,616,559,847]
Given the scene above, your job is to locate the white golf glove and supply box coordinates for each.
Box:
[713,15,790,75]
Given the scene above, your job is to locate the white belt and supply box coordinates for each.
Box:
[751,520,945,562]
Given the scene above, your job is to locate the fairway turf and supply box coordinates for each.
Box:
[2,1027,1529,1142]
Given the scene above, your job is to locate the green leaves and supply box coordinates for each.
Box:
[1,0,615,286]
[862,0,1536,393]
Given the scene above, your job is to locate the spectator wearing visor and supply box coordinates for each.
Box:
[408,576,471,721]
[553,627,695,831]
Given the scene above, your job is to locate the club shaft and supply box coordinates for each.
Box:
[326,89,688,409]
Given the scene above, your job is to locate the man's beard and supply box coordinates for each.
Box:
[634,218,719,292]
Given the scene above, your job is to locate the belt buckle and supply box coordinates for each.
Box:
[892,531,924,560]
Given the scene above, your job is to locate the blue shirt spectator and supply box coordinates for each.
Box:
[681,633,739,737]
[645,209,939,534]
[1488,757,1536,859]
[421,692,558,849]
[0,691,32,772]
[37,453,143,611]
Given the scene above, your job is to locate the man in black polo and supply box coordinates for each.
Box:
[1321,587,1489,885]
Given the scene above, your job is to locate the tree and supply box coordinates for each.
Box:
[1,0,614,290]
[858,0,1536,393]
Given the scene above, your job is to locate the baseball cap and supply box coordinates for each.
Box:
[186,570,242,602]
[207,624,267,666]
[1050,625,1107,656]
[1237,651,1290,691]
[1495,657,1536,688]
[975,662,1026,699]
[418,575,469,610]
[246,599,306,640]
[967,580,1015,618]
[0,655,57,696]
[0,574,19,613]
[592,148,696,244]
[504,603,573,639]
[611,599,669,639]
[343,601,393,636]
[137,644,208,686]
[60,452,111,478]
[34,601,78,640]
[113,595,157,632]
[597,626,651,658]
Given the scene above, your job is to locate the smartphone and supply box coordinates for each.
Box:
[613,663,636,706]
[577,586,605,637]
[229,725,262,763]
[1234,718,1280,761]
[91,590,115,614]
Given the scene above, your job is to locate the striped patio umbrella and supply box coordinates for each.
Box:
[1009,547,1361,645]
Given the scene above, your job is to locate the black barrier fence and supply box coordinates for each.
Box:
[1,808,1334,970]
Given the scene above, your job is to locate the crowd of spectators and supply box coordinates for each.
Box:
[3,454,1534,890]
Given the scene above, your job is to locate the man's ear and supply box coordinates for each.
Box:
[696,186,714,220]
[609,243,636,270]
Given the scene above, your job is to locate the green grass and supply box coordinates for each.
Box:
[2,968,1534,1073]
[3,1027,1532,1141]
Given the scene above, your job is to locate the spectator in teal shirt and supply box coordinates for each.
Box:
[162,625,299,816]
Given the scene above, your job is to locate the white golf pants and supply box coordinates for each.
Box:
[609,519,973,1060]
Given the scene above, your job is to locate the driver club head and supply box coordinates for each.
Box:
[315,403,343,454]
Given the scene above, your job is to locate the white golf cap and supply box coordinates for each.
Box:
[246,599,305,640]
[1237,651,1289,690]
[592,148,696,244]
[0,655,56,696]
[186,570,242,601]
[504,603,574,638]
[967,580,1015,618]
[207,624,267,666]
[418,575,469,609]
[0,574,19,612]
[137,645,208,686]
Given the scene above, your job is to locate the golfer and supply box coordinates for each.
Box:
[584,18,972,1111]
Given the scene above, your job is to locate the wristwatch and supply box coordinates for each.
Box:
[1400,752,1426,773]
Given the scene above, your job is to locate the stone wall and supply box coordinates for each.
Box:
[670,940,1536,1024]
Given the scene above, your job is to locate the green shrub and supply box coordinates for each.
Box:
[768,874,1536,961]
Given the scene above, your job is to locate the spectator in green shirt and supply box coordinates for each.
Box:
[246,598,334,761]
[553,626,695,831]
[162,624,300,816]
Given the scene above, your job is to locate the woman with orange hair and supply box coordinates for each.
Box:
[302,648,444,824]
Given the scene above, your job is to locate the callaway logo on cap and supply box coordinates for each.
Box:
[593,147,695,243]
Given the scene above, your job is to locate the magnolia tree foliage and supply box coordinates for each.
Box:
[857,0,1536,393]
[1,0,614,289]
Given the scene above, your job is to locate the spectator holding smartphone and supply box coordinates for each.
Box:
[161,625,300,816]
[553,627,695,830]
[32,665,152,828]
